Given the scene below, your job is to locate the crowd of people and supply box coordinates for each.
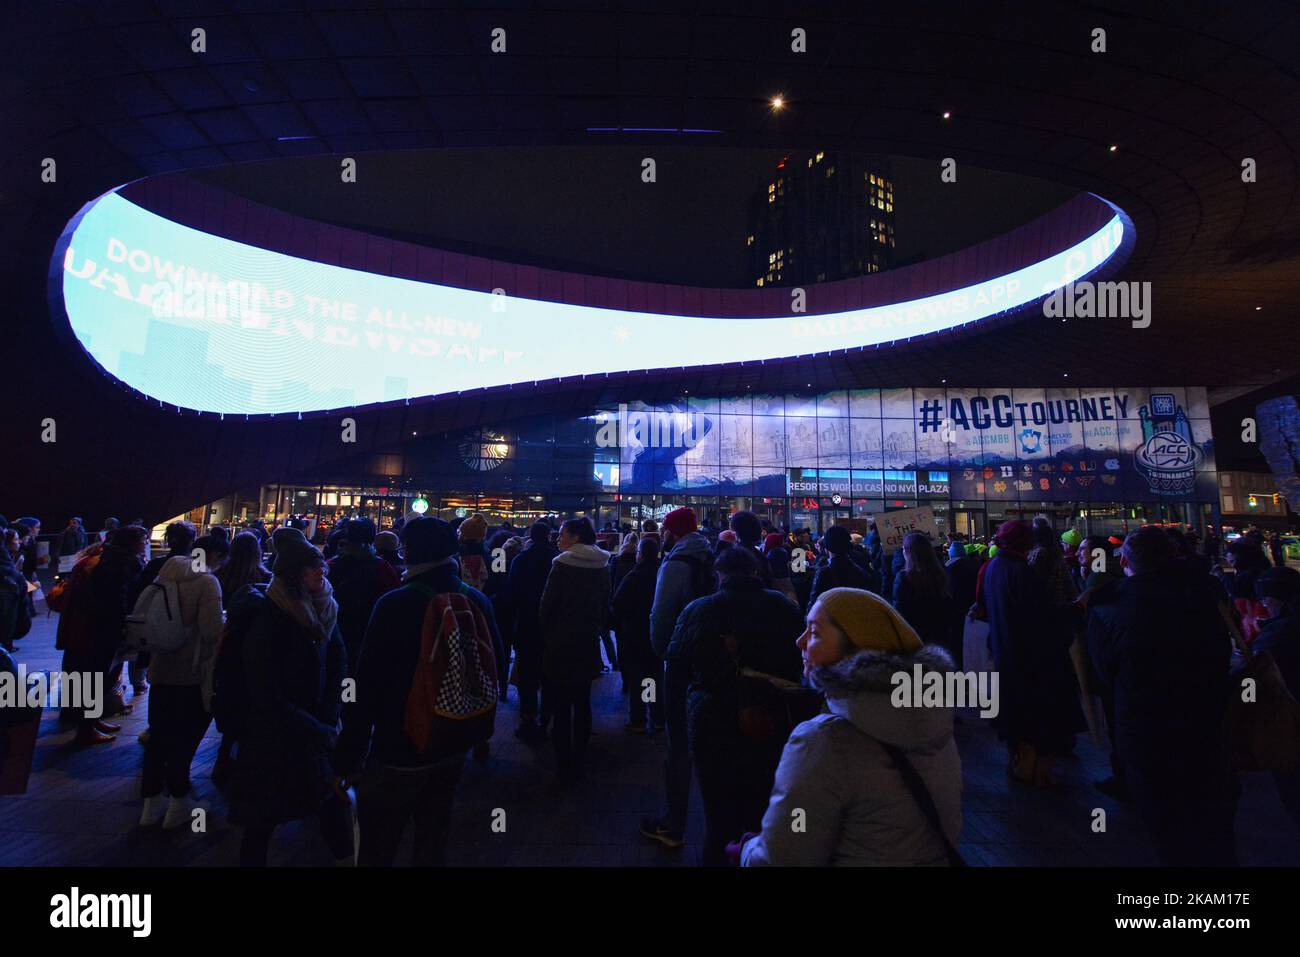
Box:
[1,505,1297,867]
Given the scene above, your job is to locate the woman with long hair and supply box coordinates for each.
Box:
[228,532,350,866]
[215,532,272,610]
[892,532,954,654]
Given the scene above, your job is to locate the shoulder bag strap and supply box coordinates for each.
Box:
[877,739,965,867]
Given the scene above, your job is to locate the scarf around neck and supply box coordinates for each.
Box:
[268,574,339,643]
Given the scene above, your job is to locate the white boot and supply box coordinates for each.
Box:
[139,795,166,827]
[162,792,203,831]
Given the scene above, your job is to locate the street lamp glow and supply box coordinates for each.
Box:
[770,95,784,111]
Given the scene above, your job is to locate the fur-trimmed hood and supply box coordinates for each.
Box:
[811,645,955,752]
[553,542,611,569]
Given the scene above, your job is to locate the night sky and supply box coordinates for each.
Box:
[196,146,1075,287]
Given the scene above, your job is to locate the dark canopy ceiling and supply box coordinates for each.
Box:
[3,0,1299,522]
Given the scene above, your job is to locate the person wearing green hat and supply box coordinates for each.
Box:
[739,587,962,866]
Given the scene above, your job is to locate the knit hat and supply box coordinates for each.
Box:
[1061,528,1082,548]
[949,542,965,560]
[763,532,784,552]
[988,544,999,558]
[457,513,488,542]
[273,535,323,580]
[964,543,979,556]
[814,587,922,655]
[994,519,1035,553]
[662,506,697,538]
[272,525,308,554]
[403,516,458,565]
[375,530,400,554]
[718,529,737,543]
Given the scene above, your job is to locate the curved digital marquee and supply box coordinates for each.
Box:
[59,190,1128,416]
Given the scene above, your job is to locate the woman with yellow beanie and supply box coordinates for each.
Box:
[739,588,963,867]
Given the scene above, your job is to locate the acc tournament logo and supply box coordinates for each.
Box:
[1134,394,1200,496]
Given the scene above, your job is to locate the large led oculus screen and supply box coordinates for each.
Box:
[59,190,1127,416]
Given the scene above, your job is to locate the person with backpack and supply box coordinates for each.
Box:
[611,537,663,734]
[641,506,714,848]
[327,517,400,678]
[225,532,350,867]
[128,521,201,701]
[136,537,226,829]
[536,517,609,782]
[509,522,559,741]
[665,546,805,866]
[80,525,149,745]
[739,588,963,867]
[335,516,499,866]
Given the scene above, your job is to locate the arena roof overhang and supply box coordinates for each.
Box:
[4,1,1300,522]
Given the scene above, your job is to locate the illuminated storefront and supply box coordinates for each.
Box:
[204,386,1217,542]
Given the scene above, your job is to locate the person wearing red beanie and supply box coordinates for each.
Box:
[660,506,698,539]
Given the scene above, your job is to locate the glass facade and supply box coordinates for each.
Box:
[225,386,1217,540]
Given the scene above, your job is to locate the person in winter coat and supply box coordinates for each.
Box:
[892,532,954,655]
[611,537,662,733]
[327,517,400,678]
[484,531,520,699]
[1087,526,1236,865]
[228,533,350,867]
[729,510,774,589]
[539,517,610,781]
[1253,566,1300,831]
[810,525,873,605]
[0,538,32,653]
[665,545,804,866]
[138,551,225,829]
[983,520,1084,786]
[80,525,149,745]
[740,587,962,866]
[509,522,559,739]
[642,506,715,848]
[762,532,799,605]
[943,542,979,670]
[456,512,491,592]
[336,516,500,866]
[538,514,613,780]
[59,517,86,558]
[374,530,404,578]
[1221,538,1272,641]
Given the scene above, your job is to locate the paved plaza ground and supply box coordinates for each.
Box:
[3,609,1298,867]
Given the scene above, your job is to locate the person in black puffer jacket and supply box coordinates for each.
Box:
[810,526,873,605]
[228,533,350,867]
[539,517,609,780]
[326,518,399,678]
[666,546,806,867]
[508,522,559,738]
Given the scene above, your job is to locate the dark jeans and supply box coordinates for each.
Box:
[141,684,211,797]
[240,791,354,867]
[357,756,466,866]
[661,659,692,835]
[546,678,592,775]
[693,728,779,867]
